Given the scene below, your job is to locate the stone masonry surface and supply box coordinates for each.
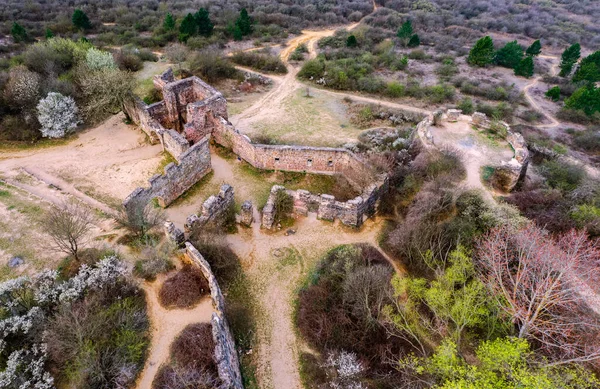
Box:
[185,242,244,389]
[184,184,235,233]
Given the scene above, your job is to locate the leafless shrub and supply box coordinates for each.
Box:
[46,199,94,261]
[170,323,217,371]
[158,264,209,308]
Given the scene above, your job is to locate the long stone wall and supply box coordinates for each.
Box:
[184,242,243,389]
[122,136,212,217]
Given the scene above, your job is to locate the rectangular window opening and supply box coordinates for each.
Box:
[328,160,333,167]
[307,159,313,167]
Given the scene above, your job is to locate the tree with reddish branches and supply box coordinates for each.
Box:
[476,224,600,364]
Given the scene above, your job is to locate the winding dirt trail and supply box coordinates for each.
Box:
[522,54,561,129]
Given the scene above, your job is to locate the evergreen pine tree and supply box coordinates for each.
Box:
[163,13,176,31]
[559,43,581,77]
[233,25,243,41]
[236,8,253,37]
[45,28,54,39]
[179,13,197,42]
[514,56,534,78]
[72,9,92,31]
[10,22,28,43]
[397,20,413,40]
[525,40,541,56]
[545,86,561,101]
[195,8,214,36]
[346,35,357,47]
[494,40,524,69]
[407,34,420,48]
[573,51,600,83]
[467,36,495,67]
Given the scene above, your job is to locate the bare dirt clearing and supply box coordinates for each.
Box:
[429,118,514,192]
[136,270,214,389]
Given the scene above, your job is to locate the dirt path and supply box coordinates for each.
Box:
[227,214,399,389]
[136,275,214,389]
[523,54,561,129]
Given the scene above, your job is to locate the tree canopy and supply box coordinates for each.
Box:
[10,22,28,43]
[573,51,600,83]
[72,9,91,31]
[397,20,413,40]
[195,8,214,36]
[559,43,581,77]
[235,8,253,37]
[408,34,420,48]
[514,56,534,78]
[468,36,495,67]
[526,39,542,56]
[163,12,176,31]
[495,40,524,69]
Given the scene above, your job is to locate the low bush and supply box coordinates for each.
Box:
[171,323,217,371]
[187,51,239,83]
[189,231,240,287]
[539,159,586,192]
[572,127,600,153]
[159,264,209,308]
[134,243,175,281]
[230,50,287,74]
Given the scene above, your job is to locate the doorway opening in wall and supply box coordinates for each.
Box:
[328,160,333,167]
[307,159,313,167]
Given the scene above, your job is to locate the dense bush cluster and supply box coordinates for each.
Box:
[296,244,402,388]
[230,50,287,74]
[0,37,135,141]
[158,264,210,308]
[0,256,149,388]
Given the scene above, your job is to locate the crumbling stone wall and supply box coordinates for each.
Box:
[184,243,243,389]
[262,177,388,229]
[185,184,235,233]
[123,68,387,220]
[123,136,212,218]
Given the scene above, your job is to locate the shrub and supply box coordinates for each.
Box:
[76,66,135,122]
[385,81,405,97]
[115,50,143,71]
[158,264,209,308]
[298,58,325,79]
[3,65,40,109]
[170,323,216,371]
[296,244,399,384]
[572,128,600,152]
[539,159,586,192]
[37,92,79,138]
[230,51,287,74]
[134,243,175,281]
[189,231,240,287]
[458,97,474,114]
[187,51,239,82]
[85,47,116,70]
[274,188,293,223]
[546,86,561,101]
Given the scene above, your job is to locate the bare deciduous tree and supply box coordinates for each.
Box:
[477,224,600,364]
[46,200,94,261]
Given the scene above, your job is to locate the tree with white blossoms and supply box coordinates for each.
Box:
[0,256,127,388]
[85,47,116,70]
[37,92,80,138]
[323,350,367,389]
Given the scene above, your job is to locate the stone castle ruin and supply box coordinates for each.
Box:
[123,69,388,228]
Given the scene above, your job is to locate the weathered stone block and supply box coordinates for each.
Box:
[447,109,461,122]
[240,200,253,226]
[164,221,185,247]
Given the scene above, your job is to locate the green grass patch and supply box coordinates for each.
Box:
[153,151,178,175]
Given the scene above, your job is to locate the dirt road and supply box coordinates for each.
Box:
[522,54,561,129]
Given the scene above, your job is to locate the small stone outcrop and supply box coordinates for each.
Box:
[261,185,286,230]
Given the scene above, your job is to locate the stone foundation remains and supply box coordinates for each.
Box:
[123,68,388,225]
[185,184,235,233]
[415,110,529,192]
[261,177,388,229]
[184,242,243,389]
